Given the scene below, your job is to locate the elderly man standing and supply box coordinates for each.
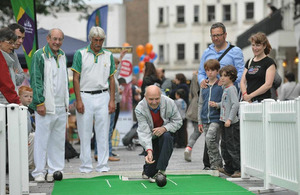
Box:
[72,26,115,173]
[30,28,69,182]
[135,85,182,182]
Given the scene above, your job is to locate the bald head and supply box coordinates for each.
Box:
[145,85,161,109]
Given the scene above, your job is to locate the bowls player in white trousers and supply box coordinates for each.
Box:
[71,26,116,173]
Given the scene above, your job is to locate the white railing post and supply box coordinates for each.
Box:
[239,101,250,179]
[19,106,29,194]
[263,99,275,190]
[0,104,6,195]
[7,104,22,195]
[296,97,300,195]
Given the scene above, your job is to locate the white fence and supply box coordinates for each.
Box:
[0,104,29,195]
[240,98,300,194]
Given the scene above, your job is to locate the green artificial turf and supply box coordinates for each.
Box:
[52,174,254,195]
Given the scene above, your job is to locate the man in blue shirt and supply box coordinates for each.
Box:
[198,22,244,87]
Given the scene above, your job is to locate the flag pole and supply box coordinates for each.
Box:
[33,0,38,49]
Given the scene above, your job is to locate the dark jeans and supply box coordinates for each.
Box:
[221,122,240,174]
[143,131,174,177]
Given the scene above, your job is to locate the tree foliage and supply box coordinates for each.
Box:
[0,0,89,26]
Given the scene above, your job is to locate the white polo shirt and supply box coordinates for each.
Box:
[71,45,115,91]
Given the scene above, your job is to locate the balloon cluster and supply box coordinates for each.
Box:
[133,43,157,75]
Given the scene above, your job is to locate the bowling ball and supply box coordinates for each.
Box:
[155,173,167,187]
[53,171,63,181]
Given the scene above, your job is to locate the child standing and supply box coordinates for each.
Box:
[19,86,35,170]
[198,59,223,170]
[174,89,187,147]
[209,65,240,177]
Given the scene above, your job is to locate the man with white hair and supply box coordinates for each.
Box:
[72,26,115,173]
[30,28,69,182]
[135,85,182,182]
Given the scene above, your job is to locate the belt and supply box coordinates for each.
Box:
[80,89,108,95]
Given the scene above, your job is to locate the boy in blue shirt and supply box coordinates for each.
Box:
[198,59,223,170]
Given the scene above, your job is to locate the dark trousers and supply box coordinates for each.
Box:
[174,119,187,148]
[203,142,210,168]
[113,103,120,129]
[143,132,174,177]
[221,122,240,174]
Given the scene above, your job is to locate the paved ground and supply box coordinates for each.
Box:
[9,121,298,194]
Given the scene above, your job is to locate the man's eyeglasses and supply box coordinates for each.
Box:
[210,33,224,38]
[4,40,16,45]
[50,37,64,42]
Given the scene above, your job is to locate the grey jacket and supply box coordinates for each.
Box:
[135,95,182,150]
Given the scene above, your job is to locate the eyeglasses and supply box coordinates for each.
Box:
[4,40,16,45]
[50,37,64,42]
[210,33,224,38]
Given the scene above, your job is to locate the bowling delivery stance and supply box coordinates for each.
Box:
[135,85,182,185]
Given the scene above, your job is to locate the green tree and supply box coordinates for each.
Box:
[0,0,89,26]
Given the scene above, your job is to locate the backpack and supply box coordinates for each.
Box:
[65,140,80,162]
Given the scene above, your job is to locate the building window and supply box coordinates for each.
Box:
[177,44,185,60]
[223,5,231,21]
[207,6,215,22]
[177,6,185,23]
[194,5,199,23]
[159,7,164,24]
[159,45,164,62]
[194,43,200,60]
[246,2,254,19]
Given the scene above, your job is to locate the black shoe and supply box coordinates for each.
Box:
[112,152,119,157]
[218,167,232,176]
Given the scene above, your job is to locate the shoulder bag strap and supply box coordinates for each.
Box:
[218,44,235,62]
[248,57,253,69]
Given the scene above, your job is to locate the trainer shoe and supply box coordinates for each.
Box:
[108,156,120,161]
[34,174,45,182]
[218,167,232,177]
[231,171,241,178]
[142,171,156,182]
[46,173,54,182]
[184,147,192,162]
[142,172,149,179]
[203,166,211,170]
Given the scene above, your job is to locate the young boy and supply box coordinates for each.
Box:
[197,59,223,170]
[174,89,187,147]
[19,86,35,170]
[174,89,187,120]
[209,65,240,177]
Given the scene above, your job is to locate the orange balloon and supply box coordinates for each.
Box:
[138,61,145,71]
[123,42,130,47]
[145,43,153,55]
[136,45,145,57]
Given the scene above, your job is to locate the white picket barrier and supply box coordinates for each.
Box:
[0,104,29,195]
[240,98,300,194]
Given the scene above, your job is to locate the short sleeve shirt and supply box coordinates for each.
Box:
[71,45,115,91]
[245,56,276,101]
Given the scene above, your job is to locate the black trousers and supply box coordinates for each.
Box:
[143,132,174,177]
[221,122,240,174]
